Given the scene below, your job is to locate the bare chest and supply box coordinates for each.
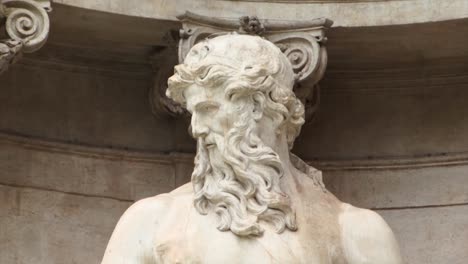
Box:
[154,233,324,264]
[153,213,342,264]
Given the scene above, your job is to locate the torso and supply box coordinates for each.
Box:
[102,169,402,264]
[152,181,346,264]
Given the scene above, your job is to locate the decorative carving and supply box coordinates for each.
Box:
[238,16,265,35]
[154,12,332,121]
[149,30,189,118]
[0,39,23,74]
[149,46,188,117]
[0,0,51,74]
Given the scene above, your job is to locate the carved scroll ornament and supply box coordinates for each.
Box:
[151,12,332,121]
[0,0,51,74]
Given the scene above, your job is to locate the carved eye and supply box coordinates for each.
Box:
[202,104,219,113]
[195,101,220,113]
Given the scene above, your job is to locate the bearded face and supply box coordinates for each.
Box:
[166,34,305,236]
[183,79,297,237]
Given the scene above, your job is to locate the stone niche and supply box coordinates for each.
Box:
[1,1,468,264]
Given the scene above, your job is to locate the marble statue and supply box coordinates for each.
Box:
[101,34,402,263]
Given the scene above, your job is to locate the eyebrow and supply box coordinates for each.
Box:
[194,100,221,111]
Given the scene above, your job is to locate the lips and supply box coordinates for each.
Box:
[205,142,216,148]
[202,135,218,149]
[204,138,216,148]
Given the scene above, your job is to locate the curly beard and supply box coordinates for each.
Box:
[191,111,297,237]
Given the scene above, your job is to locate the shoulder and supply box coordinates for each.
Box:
[339,203,403,264]
[111,182,194,234]
[101,183,193,263]
[116,183,193,228]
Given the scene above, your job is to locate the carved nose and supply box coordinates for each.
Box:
[191,124,209,139]
[191,114,209,139]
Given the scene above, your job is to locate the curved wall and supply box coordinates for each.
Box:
[54,0,468,27]
[0,61,175,151]
[1,131,467,264]
[1,3,468,264]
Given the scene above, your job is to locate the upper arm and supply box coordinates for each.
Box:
[101,196,170,264]
[339,204,403,264]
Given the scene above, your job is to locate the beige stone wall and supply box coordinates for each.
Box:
[1,129,467,264]
[54,0,468,27]
[0,132,192,264]
[1,3,468,264]
[324,165,468,264]
[1,185,129,264]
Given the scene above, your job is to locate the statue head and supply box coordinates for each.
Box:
[166,34,305,236]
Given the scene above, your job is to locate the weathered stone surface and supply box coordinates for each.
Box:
[0,132,183,201]
[322,162,468,209]
[295,84,468,160]
[48,4,179,49]
[0,184,130,264]
[0,63,179,152]
[3,130,468,210]
[54,0,468,27]
[379,205,468,264]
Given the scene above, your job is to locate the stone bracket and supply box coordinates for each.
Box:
[178,12,332,84]
[152,11,332,121]
[0,0,51,74]
[149,30,189,118]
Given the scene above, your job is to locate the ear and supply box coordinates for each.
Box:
[252,93,265,121]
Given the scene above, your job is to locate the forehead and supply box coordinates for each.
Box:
[183,83,225,109]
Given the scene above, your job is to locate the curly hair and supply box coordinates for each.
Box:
[167,34,305,149]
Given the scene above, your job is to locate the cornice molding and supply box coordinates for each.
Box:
[220,0,406,2]
[0,130,194,165]
[322,72,468,95]
[311,154,468,170]
[1,41,159,78]
[0,0,51,74]
[2,130,468,170]
[15,57,152,79]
